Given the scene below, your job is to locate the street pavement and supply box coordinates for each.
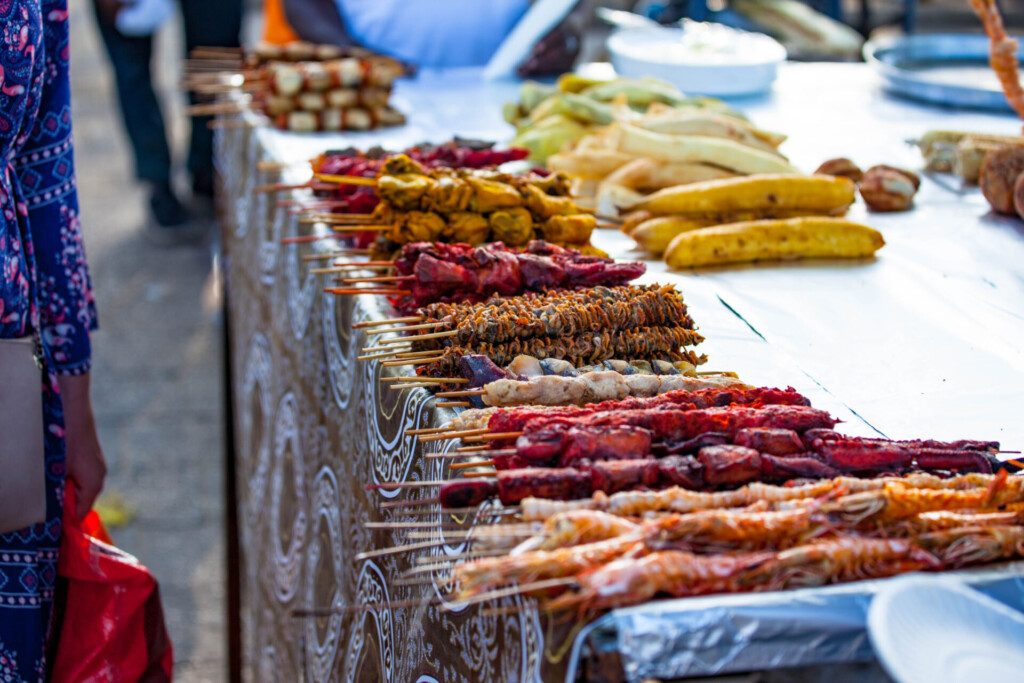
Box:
[68,8,227,682]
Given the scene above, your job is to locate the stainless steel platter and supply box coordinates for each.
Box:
[865,33,1022,111]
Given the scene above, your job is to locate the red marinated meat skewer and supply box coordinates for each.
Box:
[483,387,810,438]
[436,440,1000,508]
[388,240,646,314]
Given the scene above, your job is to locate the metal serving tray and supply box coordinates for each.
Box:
[565,563,1024,682]
[865,33,1023,112]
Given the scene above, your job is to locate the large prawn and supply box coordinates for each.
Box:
[452,535,643,599]
[545,549,771,613]
[739,536,938,590]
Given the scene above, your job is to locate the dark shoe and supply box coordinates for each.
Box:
[191,168,215,199]
[148,182,189,227]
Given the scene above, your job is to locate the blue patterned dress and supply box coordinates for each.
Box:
[0,1,96,680]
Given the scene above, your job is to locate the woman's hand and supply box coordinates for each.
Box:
[57,373,108,520]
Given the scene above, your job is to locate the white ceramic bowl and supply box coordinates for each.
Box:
[868,576,1024,683]
[607,24,786,97]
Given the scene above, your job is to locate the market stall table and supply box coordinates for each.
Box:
[215,62,1024,681]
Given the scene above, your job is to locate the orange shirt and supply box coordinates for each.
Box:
[263,0,299,45]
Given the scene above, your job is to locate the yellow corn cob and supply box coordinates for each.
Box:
[625,174,855,217]
[663,217,884,269]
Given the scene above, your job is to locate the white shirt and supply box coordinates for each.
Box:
[335,0,530,68]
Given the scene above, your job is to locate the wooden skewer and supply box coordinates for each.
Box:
[340,275,415,284]
[354,536,477,562]
[382,376,465,384]
[379,329,457,344]
[291,597,444,617]
[325,288,411,296]
[442,578,577,611]
[449,460,496,471]
[367,481,450,492]
[361,344,410,354]
[301,249,370,262]
[461,470,496,479]
[358,351,408,362]
[328,225,390,232]
[437,401,471,409]
[380,358,442,367]
[406,526,531,541]
[455,445,490,453]
[388,383,436,390]
[434,388,486,398]
[354,315,421,329]
[310,265,393,275]
[406,550,509,574]
[405,426,451,435]
[418,428,488,442]
[461,431,523,443]
[406,528,531,542]
[306,212,377,222]
[378,497,440,510]
[316,172,378,186]
[399,507,519,520]
[391,349,441,359]
[367,321,442,335]
[281,234,333,245]
[423,452,501,460]
[363,521,479,530]
[256,160,288,172]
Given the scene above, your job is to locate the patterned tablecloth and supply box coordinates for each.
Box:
[215,64,1024,682]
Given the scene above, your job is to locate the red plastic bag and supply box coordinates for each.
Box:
[51,487,174,682]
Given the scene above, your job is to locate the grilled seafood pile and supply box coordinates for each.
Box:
[439,471,1024,614]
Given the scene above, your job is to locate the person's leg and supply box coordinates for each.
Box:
[90,3,173,186]
[179,0,243,197]
[90,2,187,228]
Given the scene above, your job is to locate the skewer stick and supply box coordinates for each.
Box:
[368,322,442,335]
[302,249,371,262]
[455,445,490,453]
[281,234,333,245]
[461,470,496,479]
[407,550,509,574]
[392,349,442,359]
[310,265,393,275]
[316,172,378,186]
[354,315,422,329]
[388,383,435,390]
[364,521,479,530]
[405,426,451,436]
[367,481,454,492]
[378,497,440,510]
[256,160,288,172]
[449,460,496,471]
[361,344,410,353]
[461,431,523,443]
[354,535,480,562]
[434,388,486,398]
[325,288,411,295]
[328,225,390,232]
[340,275,415,284]
[306,212,377,222]
[418,428,488,442]
[379,329,457,344]
[291,597,443,617]
[380,358,442,367]
[442,578,577,610]
[357,351,411,362]
[382,374,466,385]
[437,401,471,409]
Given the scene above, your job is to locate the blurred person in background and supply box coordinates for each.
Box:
[1,1,107,678]
[90,0,243,241]
[265,0,585,75]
